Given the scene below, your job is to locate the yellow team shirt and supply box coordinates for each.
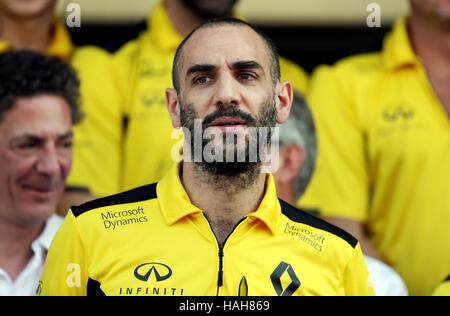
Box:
[0,18,73,60]
[299,17,450,296]
[431,276,450,296]
[67,0,309,197]
[38,162,373,296]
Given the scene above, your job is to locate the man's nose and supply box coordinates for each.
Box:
[214,73,241,107]
[36,144,60,176]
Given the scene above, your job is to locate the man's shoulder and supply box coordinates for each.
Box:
[278,199,358,249]
[71,45,113,64]
[102,20,148,54]
[309,50,386,99]
[71,183,158,218]
[328,50,385,79]
[71,45,115,77]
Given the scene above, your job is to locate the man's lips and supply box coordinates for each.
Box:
[21,184,57,200]
[208,117,248,130]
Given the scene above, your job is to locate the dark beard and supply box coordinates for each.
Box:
[180,96,276,190]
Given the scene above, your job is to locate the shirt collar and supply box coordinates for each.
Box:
[157,162,281,236]
[147,0,245,54]
[246,172,282,235]
[147,1,184,53]
[0,18,73,60]
[31,214,64,252]
[383,16,420,71]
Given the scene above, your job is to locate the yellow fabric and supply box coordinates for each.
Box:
[46,19,74,60]
[0,41,8,52]
[431,278,450,296]
[298,17,450,296]
[67,0,309,197]
[69,47,123,195]
[0,18,73,60]
[38,162,373,296]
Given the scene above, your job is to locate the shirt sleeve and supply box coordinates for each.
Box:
[343,243,375,296]
[37,210,88,296]
[297,64,370,222]
[67,46,123,197]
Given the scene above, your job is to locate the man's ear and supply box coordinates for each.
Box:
[275,80,293,125]
[277,144,305,184]
[165,88,181,128]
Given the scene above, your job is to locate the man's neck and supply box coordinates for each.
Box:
[0,219,44,281]
[409,13,450,72]
[0,11,54,53]
[409,13,450,115]
[165,0,208,38]
[274,182,296,207]
[181,162,267,245]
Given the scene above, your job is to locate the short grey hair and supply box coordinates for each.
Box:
[278,91,317,200]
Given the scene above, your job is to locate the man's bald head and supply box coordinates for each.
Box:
[172,18,281,94]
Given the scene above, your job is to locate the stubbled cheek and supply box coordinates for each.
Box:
[60,156,73,180]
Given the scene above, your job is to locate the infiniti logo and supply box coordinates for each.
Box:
[134,263,172,282]
[382,105,415,122]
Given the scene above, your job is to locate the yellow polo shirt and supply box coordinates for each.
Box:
[431,276,450,296]
[299,17,450,296]
[0,19,73,60]
[38,162,373,296]
[67,0,309,197]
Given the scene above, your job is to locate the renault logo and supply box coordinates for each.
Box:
[134,263,172,282]
[36,281,43,295]
[270,262,301,296]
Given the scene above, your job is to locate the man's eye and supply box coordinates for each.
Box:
[238,73,256,80]
[194,76,211,84]
[18,143,36,150]
[61,140,73,149]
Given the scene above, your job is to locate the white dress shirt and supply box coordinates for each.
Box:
[0,215,63,296]
[364,255,409,296]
